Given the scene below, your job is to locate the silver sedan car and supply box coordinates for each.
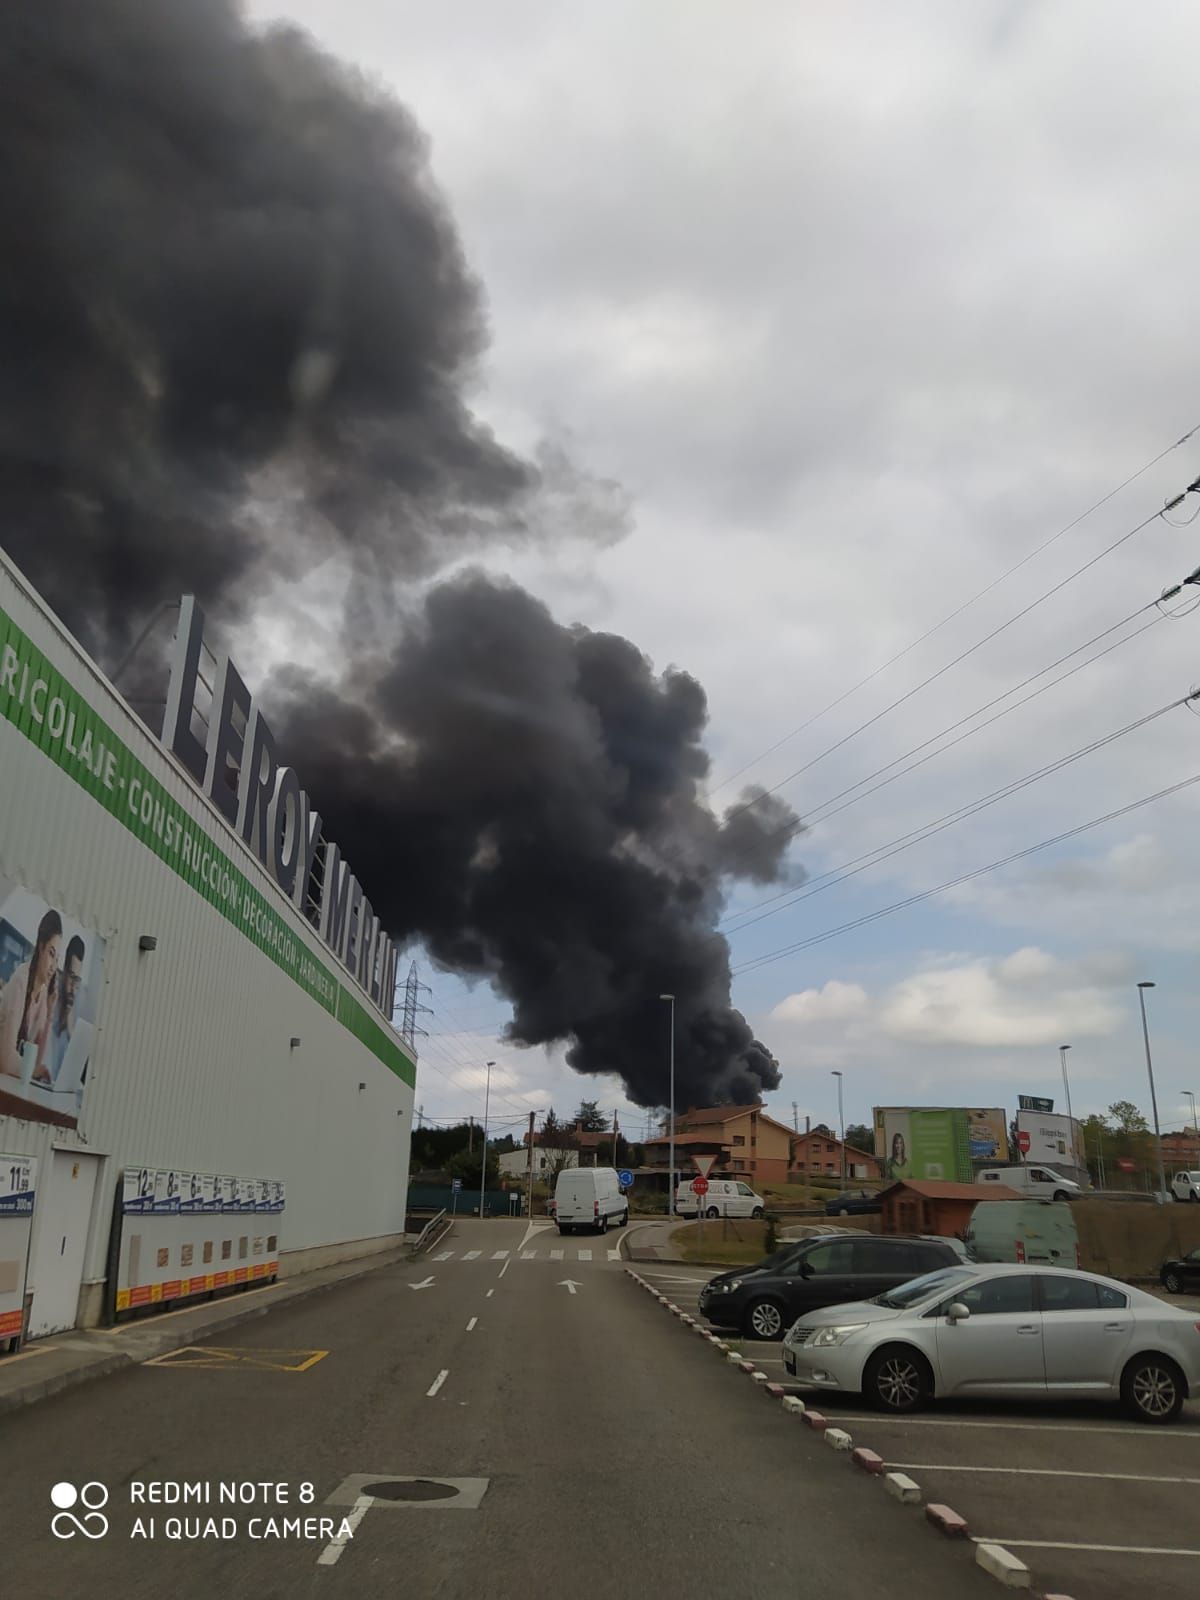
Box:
[782,1262,1200,1424]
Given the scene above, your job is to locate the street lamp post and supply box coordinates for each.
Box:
[660,995,675,1214]
[478,1060,495,1219]
[1183,1090,1199,1140]
[1059,1044,1077,1170]
[1136,984,1168,1203]
[831,1070,846,1190]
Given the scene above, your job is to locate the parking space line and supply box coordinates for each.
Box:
[426,1369,449,1397]
[466,1317,478,1331]
[889,1463,1200,1485]
[970,1538,1200,1558]
[819,1416,1200,1438]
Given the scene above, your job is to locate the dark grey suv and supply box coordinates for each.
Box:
[697,1233,961,1340]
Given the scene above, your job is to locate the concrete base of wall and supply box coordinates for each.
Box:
[72,1232,410,1329]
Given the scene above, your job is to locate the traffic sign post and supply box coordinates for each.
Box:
[1016,1131,1031,1157]
[691,1176,709,1242]
[617,1169,634,1190]
[451,1177,462,1216]
[692,1155,717,1180]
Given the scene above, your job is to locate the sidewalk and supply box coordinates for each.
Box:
[0,1241,414,1417]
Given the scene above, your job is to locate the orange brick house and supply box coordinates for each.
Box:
[643,1103,795,1186]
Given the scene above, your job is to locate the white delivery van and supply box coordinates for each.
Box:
[977,1165,1080,1201]
[673,1178,765,1219]
[964,1199,1080,1266]
[1171,1170,1200,1202]
[554,1167,628,1235]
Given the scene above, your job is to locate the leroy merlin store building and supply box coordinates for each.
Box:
[0,548,415,1341]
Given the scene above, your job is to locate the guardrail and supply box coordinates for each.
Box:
[409,1208,451,1256]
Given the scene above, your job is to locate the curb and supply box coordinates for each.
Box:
[975,1543,1031,1589]
[852,1447,884,1474]
[802,1409,828,1433]
[885,1472,921,1504]
[824,1428,853,1451]
[0,1243,413,1418]
[925,1504,969,1539]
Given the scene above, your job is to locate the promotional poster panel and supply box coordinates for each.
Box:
[115,1168,285,1314]
[0,1151,37,1341]
[0,877,104,1130]
[875,1108,975,1182]
[1016,1110,1084,1168]
[965,1108,1008,1163]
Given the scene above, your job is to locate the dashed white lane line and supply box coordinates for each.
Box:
[486,1289,494,1298]
[550,1249,564,1261]
[462,1251,481,1261]
[491,1250,509,1260]
[577,1249,592,1261]
[498,1258,511,1279]
[426,1369,450,1397]
[317,1494,371,1566]
[466,1317,478,1332]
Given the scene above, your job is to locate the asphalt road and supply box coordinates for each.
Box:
[2,1218,995,1600]
[665,1260,1200,1600]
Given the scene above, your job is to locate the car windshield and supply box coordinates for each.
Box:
[872,1265,976,1309]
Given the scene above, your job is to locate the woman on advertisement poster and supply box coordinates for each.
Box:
[0,907,61,1084]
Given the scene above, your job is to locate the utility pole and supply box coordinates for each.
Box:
[660,994,676,1215]
[478,1061,494,1219]
[1137,983,1169,1203]
[526,1110,536,1218]
[417,1104,424,1131]
[468,1115,474,1154]
[792,1101,799,1132]
[832,1070,846,1191]
[612,1109,620,1169]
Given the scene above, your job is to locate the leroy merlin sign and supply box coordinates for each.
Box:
[0,601,413,1088]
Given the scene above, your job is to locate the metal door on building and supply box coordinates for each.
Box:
[28,1150,100,1337]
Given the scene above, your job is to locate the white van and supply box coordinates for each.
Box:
[673,1177,765,1219]
[965,1199,1080,1266]
[977,1165,1080,1201]
[554,1167,628,1235]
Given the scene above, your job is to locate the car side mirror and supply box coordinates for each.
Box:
[947,1301,971,1323]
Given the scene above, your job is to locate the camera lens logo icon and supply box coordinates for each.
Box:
[50,1481,109,1539]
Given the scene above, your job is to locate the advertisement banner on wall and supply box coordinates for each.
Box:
[0,877,105,1131]
[965,1108,1009,1163]
[0,1152,36,1340]
[1016,1109,1084,1168]
[874,1108,974,1183]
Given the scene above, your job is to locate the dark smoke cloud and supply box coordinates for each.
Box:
[1,0,801,1108]
[0,0,531,661]
[269,573,797,1108]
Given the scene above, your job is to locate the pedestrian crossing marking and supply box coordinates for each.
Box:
[491,1250,509,1260]
[577,1249,592,1261]
[607,1249,621,1260]
[521,1251,536,1259]
[462,1250,481,1260]
[433,1251,453,1261]
[550,1249,564,1261]
[417,1247,616,1265]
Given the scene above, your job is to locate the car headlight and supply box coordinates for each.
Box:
[707,1279,740,1294]
[807,1323,868,1348]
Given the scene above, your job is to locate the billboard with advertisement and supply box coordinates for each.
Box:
[0,877,105,1130]
[1015,1109,1084,1168]
[874,1107,1007,1182]
[0,1152,37,1342]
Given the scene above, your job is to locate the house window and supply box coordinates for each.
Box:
[733,1135,745,1146]
[733,1159,745,1170]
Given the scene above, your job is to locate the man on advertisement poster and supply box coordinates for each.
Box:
[0,879,105,1129]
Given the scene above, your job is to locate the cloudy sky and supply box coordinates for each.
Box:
[248,0,1200,1145]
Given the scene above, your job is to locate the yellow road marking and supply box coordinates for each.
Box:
[143,1345,328,1372]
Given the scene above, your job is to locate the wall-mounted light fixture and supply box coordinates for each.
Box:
[289,1037,301,1050]
[138,935,157,952]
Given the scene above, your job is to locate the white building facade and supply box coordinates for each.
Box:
[0,551,415,1336]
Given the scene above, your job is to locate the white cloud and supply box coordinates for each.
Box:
[770,979,869,1024]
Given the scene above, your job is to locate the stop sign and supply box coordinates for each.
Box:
[1016,1131,1031,1155]
[691,1177,709,1196]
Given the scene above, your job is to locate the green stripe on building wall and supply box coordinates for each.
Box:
[0,602,415,1088]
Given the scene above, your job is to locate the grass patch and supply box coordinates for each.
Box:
[669,1219,768,1265]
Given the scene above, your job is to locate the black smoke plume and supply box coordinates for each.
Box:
[0,0,802,1108]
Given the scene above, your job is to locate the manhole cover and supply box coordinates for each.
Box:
[362,1479,458,1502]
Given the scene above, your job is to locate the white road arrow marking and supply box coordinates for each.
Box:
[410,1277,435,1291]
[558,1279,583,1295]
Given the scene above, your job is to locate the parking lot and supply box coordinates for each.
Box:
[639,1264,1200,1600]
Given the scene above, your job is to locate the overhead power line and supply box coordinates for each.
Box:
[732,770,1200,978]
[724,689,1195,937]
[710,421,1200,799]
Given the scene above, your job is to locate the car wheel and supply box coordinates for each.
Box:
[706,1207,720,1219]
[863,1347,933,1414]
[1164,1271,1183,1293]
[598,1214,609,1235]
[1053,1191,1070,1202]
[743,1299,786,1341]
[751,1207,764,1219]
[1122,1355,1186,1424]
[1191,1191,1199,1202]
[619,1210,629,1227]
